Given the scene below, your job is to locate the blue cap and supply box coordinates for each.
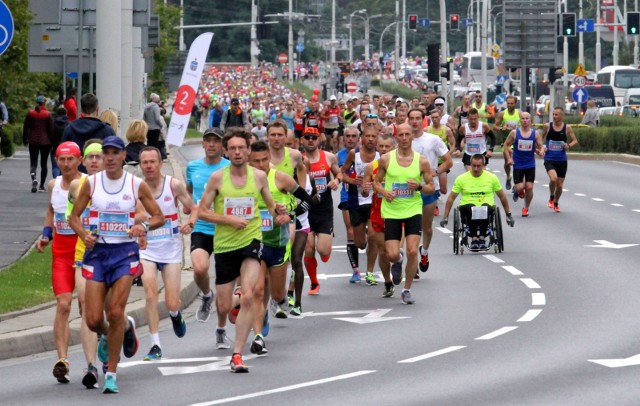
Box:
[102,136,125,150]
[36,95,45,104]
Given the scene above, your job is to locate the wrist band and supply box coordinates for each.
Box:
[43,226,53,240]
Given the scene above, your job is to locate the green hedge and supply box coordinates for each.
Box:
[573,126,640,155]
[378,81,421,100]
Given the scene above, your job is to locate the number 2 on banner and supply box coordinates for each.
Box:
[174,85,196,115]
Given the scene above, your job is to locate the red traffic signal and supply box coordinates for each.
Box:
[450,14,459,31]
[409,15,418,30]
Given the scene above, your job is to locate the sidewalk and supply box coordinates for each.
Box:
[0,145,199,361]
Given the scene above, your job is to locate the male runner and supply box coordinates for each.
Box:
[197,129,287,373]
[36,141,84,384]
[341,126,379,285]
[374,123,435,304]
[322,95,343,152]
[139,146,198,359]
[455,108,496,171]
[301,127,342,295]
[503,112,545,217]
[539,107,578,212]
[451,93,472,130]
[426,109,456,205]
[472,91,492,123]
[337,126,360,281]
[68,135,164,394]
[409,109,453,273]
[494,95,521,189]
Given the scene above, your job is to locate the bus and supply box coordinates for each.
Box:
[595,65,640,106]
[461,52,497,86]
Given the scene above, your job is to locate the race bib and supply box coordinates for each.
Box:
[392,182,413,198]
[80,208,91,231]
[98,212,130,236]
[548,140,564,152]
[505,120,518,130]
[329,115,339,125]
[517,139,533,151]
[224,197,255,219]
[54,212,74,235]
[308,118,318,126]
[466,141,481,154]
[147,219,173,241]
[315,176,328,194]
[471,205,489,220]
[260,209,273,231]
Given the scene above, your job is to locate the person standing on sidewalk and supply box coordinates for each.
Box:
[23,95,54,193]
[143,93,165,154]
[68,135,164,394]
[138,146,198,360]
[35,141,83,384]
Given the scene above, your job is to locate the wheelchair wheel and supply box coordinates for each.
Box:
[494,207,504,253]
[453,207,460,254]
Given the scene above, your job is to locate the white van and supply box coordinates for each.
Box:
[623,88,640,105]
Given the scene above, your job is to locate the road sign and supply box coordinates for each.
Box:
[0,0,15,56]
[418,18,430,28]
[577,19,595,33]
[462,18,474,28]
[496,74,508,86]
[492,44,501,52]
[347,82,358,93]
[574,63,587,76]
[295,43,304,53]
[278,53,288,63]
[573,87,589,104]
[573,75,586,88]
[495,93,506,105]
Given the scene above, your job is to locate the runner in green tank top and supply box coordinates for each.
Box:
[197,129,289,373]
[374,123,434,305]
[427,109,456,197]
[494,95,521,190]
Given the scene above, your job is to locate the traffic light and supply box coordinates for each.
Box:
[627,12,640,35]
[409,15,418,30]
[562,13,576,37]
[440,62,450,81]
[450,14,459,31]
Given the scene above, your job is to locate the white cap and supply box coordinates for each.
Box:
[434,97,445,105]
[386,111,396,118]
[329,95,337,101]
[396,97,404,103]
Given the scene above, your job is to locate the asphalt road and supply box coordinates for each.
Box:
[1,145,639,405]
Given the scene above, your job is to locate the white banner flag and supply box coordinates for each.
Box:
[167,32,214,146]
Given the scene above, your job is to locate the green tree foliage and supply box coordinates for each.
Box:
[148,0,180,98]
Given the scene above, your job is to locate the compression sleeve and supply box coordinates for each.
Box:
[486,129,496,150]
[291,185,314,217]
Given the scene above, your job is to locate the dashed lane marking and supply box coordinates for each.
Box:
[475,326,519,340]
[397,346,467,363]
[518,309,543,322]
[502,265,523,276]
[520,278,541,289]
[532,293,546,306]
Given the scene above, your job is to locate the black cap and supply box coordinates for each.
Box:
[231,98,240,105]
[203,127,224,139]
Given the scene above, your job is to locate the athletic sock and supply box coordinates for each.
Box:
[549,194,554,201]
[346,240,358,269]
[169,310,179,318]
[304,255,318,285]
[150,332,160,347]
[421,246,428,256]
[204,290,213,299]
[320,254,331,263]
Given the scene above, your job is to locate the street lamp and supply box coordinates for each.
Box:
[349,9,366,61]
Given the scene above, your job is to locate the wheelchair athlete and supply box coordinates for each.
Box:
[440,153,514,249]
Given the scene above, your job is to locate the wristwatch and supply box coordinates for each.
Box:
[141,221,150,232]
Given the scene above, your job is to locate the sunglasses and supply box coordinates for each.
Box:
[366,114,378,118]
[435,103,444,106]
[303,135,319,141]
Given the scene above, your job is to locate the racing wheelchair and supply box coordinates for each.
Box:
[451,205,506,255]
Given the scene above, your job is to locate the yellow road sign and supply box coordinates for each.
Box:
[574,63,587,76]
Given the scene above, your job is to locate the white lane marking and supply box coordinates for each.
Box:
[520,278,541,289]
[634,209,640,213]
[592,198,605,202]
[436,226,452,234]
[398,346,467,363]
[588,354,640,368]
[502,265,523,275]
[574,193,586,197]
[518,309,543,322]
[483,254,504,263]
[611,203,624,207]
[562,188,568,192]
[190,370,377,405]
[475,326,518,340]
[119,356,230,368]
[532,293,546,306]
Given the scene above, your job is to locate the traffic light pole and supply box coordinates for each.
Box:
[579,0,583,67]
[440,0,449,112]
[563,1,568,90]
[636,0,639,66]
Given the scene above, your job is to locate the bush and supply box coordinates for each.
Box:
[379,81,421,100]
[573,126,640,155]
[0,123,21,157]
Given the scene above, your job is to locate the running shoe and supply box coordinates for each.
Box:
[290,305,302,316]
[38,185,46,193]
[414,272,420,280]
[522,207,529,217]
[196,292,213,322]
[82,363,98,389]
[547,199,554,209]
[276,300,288,319]
[143,345,162,361]
[229,305,240,324]
[512,188,519,202]
[365,272,377,286]
[230,353,249,373]
[53,359,70,383]
[102,374,119,393]
[31,179,38,193]
[262,311,270,337]
[288,293,295,307]
[216,329,231,350]
[349,271,361,283]
[98,334,108,363]
[419,245,429,272]
[401,290,415,305]
[391,249,403,286]
[434,206,440,216]
[506,178,512,190]
[554,203,561,212]
[383,284,395,298]
[123,316,138,358]
[250,334,268,356]
[307,283,320,295]
[171,311,186,338]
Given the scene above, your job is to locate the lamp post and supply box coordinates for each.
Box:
[349,9,366,61]
[364,14,383,61]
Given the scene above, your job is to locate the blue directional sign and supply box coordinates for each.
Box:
[462,18,474,28]
[495,93,506,105]
[418,18,430,28]
[573,87,589,104]
[496,74,508,86]
[0,0,15,56]
[295,43,304,53]
[577,19,595,33]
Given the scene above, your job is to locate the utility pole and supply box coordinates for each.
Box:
[250,0,258,67]
[596,0,601,71]
[288,0,293,81]
[331,0,336,66]
[579,0,584,66]
[395,1,400,79]
[440,0,448,110]
[402,0,406,59]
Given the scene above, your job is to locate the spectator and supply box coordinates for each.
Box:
[51,106,69,178]
[0,97,8,149]
[23,95,53,192]
[64,89,77,121]
[581,99,599,128]
[99,109,119,135]
[143,93,165,153]
[125,119,148,164]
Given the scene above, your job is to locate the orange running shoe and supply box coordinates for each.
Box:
[554,203,561,212]
[230,353,249,373]
[522,207,529,217]
[547,199,554,209]
[307,283,320,295]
